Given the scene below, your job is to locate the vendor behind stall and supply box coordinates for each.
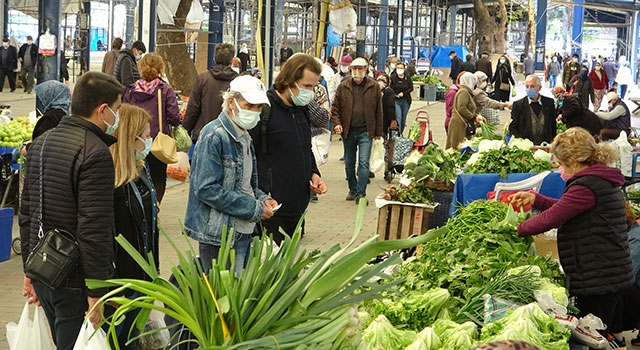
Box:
[508,127,632,348]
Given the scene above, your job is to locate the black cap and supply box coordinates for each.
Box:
[26,36,32,40]
[449,50,456,55]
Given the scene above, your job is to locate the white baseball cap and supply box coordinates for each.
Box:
[607,91,618,101]
[229,75,270,106]
[351,57,368,67]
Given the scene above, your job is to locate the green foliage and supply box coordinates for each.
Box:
[464,147,552,178]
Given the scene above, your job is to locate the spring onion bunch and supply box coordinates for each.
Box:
[87,201,448,349]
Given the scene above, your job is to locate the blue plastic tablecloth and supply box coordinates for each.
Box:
[449,172,565,217]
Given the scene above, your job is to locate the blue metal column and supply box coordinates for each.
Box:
[261,0,276,86]
[37,0,61,83]
[138,0,143,40]
[356,0,366,57]
[83,2,90,71]
[376,0,389,72]
[571,0,584,57]
[448,5,456,46]
[534,0,547,70]
[631,12,639,84]
[3,0,8,38]
[148,0,156,51]
[208,0,224,69]
[125,1,135,44]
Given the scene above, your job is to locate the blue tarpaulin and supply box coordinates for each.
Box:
[429,45,469,68]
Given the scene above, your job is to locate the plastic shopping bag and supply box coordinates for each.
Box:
[166,152,190,182]
[329,2,357,35]
[609,130,633,176]
[173,126,192,153]
[6,302,53,350]
[311,129,331,167]
[370,138,385,173]
[186,0,204,24]
[139,309,171,350]
[73,319,108,350]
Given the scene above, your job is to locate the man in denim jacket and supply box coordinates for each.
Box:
[185,75,278,276]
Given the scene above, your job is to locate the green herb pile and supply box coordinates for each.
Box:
[556,121,567,134]
[477,123,503,140]
[404,143,464,183]
[465,147,552,178]
[360,200,567,348]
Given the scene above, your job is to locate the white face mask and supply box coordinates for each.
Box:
[390,63,396,70]
[351,71,365,82]
[499,59,506,64]
[595,66,601,70]
[27,41,32,45]
[340,65,349,73]
[396,69,405,75]
[289,83,314,106]
[2,43,8,48]
[479,81,488,89]
[135,136,152,160]
[232,67,240,74]
[232,98,261,129]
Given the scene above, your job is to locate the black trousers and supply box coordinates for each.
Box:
[575,291,624,334]
[0,67,16,91]
[261,214,305,246]
[146,153,167,203]
[33,279,88,350]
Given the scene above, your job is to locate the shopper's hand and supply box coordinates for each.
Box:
[475,115,487,124]
[556,114,563,121]
[507,191,536,208]
[309,173,327,194]
[390,120,398,130]
[261,201,275,220]
[87,296,103,328]
[333,125,343,134]
[22,276,40,306]
[503,102,512,109]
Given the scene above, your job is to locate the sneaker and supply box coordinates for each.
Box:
[346,191,357,201]
[607,333,626,349]
[369,172,375,178]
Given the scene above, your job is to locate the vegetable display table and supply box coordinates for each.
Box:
[449,172,565,217]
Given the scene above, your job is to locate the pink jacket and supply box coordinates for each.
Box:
[444,84,459,128]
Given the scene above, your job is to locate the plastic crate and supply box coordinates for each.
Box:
[0,207,13,262]
[428,190,453,229]
[376,203,434,241]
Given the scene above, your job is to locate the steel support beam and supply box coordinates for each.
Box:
[208,0,224,68]
[535,0,547,70]
[37,0,61,83]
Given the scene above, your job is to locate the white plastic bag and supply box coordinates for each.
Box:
[72,319,108,350]
[139,309,171,350]
[570,313,608,349]
[186,0,204,24]
[311,129,331,167]
[166,152,190,182]
[329,5,357,35]
[6,302,53,350]
[610,130,633,177]
[370,138,385,173]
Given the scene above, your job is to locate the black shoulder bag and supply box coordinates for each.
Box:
[24,133,80,288]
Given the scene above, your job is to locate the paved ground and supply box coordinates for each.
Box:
[1,57,640,348]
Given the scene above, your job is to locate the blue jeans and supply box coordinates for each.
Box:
[549,74,557,88]
[199,232,251,277]
[609,78,615,89]
[395,98,410,135]
[103,292,142,350]
[343,130,372,197]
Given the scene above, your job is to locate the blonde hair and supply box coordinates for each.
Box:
[109,104,151,187]
[137,53,164,82]
[551,127,617,166]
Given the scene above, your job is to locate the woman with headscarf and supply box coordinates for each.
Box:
[492,54,515,102]
[445,72,485,149]
[32,80,71,139]
[237,43,250,72]
[472,71,512,124]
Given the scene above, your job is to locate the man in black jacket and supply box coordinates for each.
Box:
[18,35,37,93]
[20,72,124,350]
[509,75,556,144]
[461,54,476,73]
[449,50,463,83]
[0,38,17,92]
[183,43,237,142]
[249,54,327,244]
[476,53,493,83]
[113,40,146,87]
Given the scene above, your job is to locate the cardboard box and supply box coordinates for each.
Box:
[533,235,558,259]
[376,203,435,241]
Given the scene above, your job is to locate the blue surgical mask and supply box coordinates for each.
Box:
[232,98,261,129]
[526,88,538,99]
[135,136,152,160]
[289,83,314,106]
[104,106,119,135]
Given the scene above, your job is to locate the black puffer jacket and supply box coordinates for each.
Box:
[558,175,633,296]
[19,116,117,296]
[113,48,139,87]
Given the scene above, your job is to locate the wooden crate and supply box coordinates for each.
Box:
[377,203,435,241]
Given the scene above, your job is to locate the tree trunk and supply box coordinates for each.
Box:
[156,0,198,96]
[473,0,507,55]
[524,0,535,55]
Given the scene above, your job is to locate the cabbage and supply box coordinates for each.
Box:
[478,139,504,153]
[362,314,416,350]
[538,278,569,307]
[533,149,552,163]
[405,339,428,350]
[432,319,478,349]
[508,137,534,150]
[415,327,440,349]
[465,152,481,166]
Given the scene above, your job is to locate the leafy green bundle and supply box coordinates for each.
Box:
[368,200,562,330]
[464,147,552,178]
[404,143,464,183]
